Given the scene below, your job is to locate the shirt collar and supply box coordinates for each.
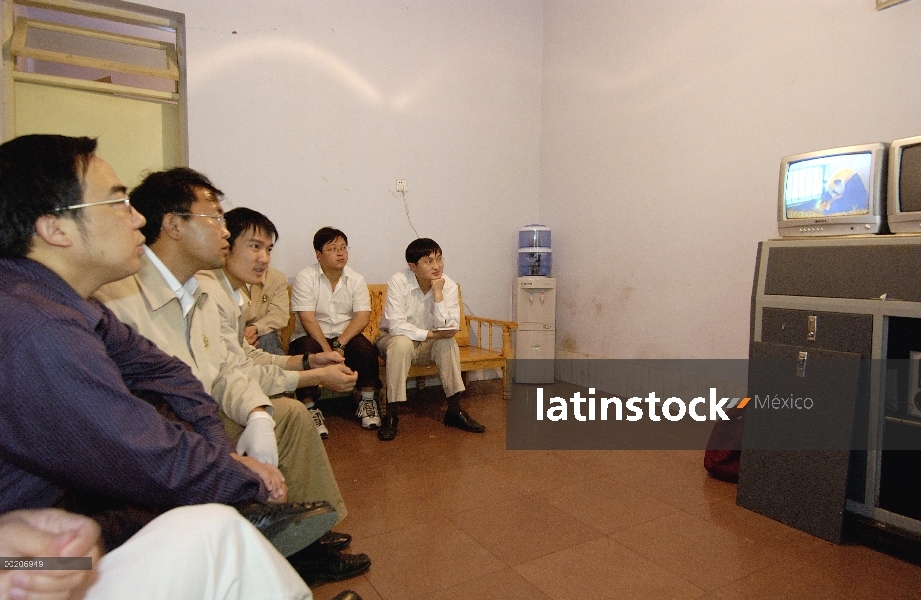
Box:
[403,267,427,296]
[144,246,199,316]
[318,263,349,291]
[217,269,243,307]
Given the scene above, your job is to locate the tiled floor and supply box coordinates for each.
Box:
[309,380,921,600]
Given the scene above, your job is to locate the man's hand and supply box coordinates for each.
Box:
[231,453,288,503]
[0,508,102,600]
[235,411,279,466]
[243,324,259,346]
[307,351,345,367]
[431,277,446,302]
[316,364,357,392]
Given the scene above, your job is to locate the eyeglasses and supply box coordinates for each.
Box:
[171,212,227,227]
[54,197,131,212]
[417,256,444,267]
[323,245,349,254]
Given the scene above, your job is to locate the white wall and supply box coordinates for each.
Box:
[540,0,921,360]
[144,0,544,321]
[13,0,919,360]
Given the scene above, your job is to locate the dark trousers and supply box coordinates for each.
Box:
[289,334,382,401]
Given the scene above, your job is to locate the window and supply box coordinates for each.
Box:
[3,0,189,187]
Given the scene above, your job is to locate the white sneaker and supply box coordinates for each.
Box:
[307,405,329,439]
[356,398,381,430]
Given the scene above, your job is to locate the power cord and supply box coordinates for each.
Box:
[400,189,421,238]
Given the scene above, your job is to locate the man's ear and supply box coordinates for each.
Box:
[160,213,184,240]
[407,262,417,274]
[33,214,76,249]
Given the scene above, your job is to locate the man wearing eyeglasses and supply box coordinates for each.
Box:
[289,228,383,438]
[375,238,485,440]
[96,169,370,584]
[0,134,345,599]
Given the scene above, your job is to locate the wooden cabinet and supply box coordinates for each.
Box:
[742,237,921,545]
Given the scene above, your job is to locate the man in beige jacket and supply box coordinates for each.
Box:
[245,265,290,355]
[96,168,369,584]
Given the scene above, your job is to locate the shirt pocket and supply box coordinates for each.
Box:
[329,291,354,321]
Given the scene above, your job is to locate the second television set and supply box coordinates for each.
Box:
[887,135,921,234]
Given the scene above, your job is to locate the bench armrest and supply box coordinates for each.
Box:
[465,316,518,329]
[464,316,518,358]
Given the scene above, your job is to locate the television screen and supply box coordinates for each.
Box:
[783,152,872,219]
[777,143,887,238]
[898,142,921,213]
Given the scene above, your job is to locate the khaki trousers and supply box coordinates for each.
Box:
[375,332,466,404]
[222,396,346,524]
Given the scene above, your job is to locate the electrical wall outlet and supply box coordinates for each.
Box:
[396,179,407,193]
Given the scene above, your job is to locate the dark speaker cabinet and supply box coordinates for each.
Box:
[744,237,921,545]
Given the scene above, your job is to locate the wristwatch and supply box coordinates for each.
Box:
[302,353,311,370]
[331,340,343,350]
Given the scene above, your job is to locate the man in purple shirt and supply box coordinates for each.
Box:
[0,135,335,563]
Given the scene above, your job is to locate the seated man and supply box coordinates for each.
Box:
[0,135,340,578]
[0,506,323,600]
[375,238,485,441]
[198,207,332,397]
[199,212,369,440]
[95,168,368,584]
[244,264,290,355]
[289,227,383,437]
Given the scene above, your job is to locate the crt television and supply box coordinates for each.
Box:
[886,135,921,234]
[777,142,888,238]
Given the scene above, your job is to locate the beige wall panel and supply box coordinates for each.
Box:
[13,80,179,188]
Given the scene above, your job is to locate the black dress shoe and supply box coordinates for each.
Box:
[331,592,363,600]
[444,409,485,433]
[377,412,398,441]
[288,544,371,584]
[235,501,338,557]
[318,529,352,551]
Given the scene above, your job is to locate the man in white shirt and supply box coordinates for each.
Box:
[375,238,485,441]
[290,228,383,438]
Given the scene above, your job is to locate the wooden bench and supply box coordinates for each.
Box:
[280,283,517,413]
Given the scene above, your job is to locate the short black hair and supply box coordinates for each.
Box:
[225,207,278,249]
[313,227,348,252]
[0,134,97,258]
[130,167,223,245]
[405,238,442,264]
